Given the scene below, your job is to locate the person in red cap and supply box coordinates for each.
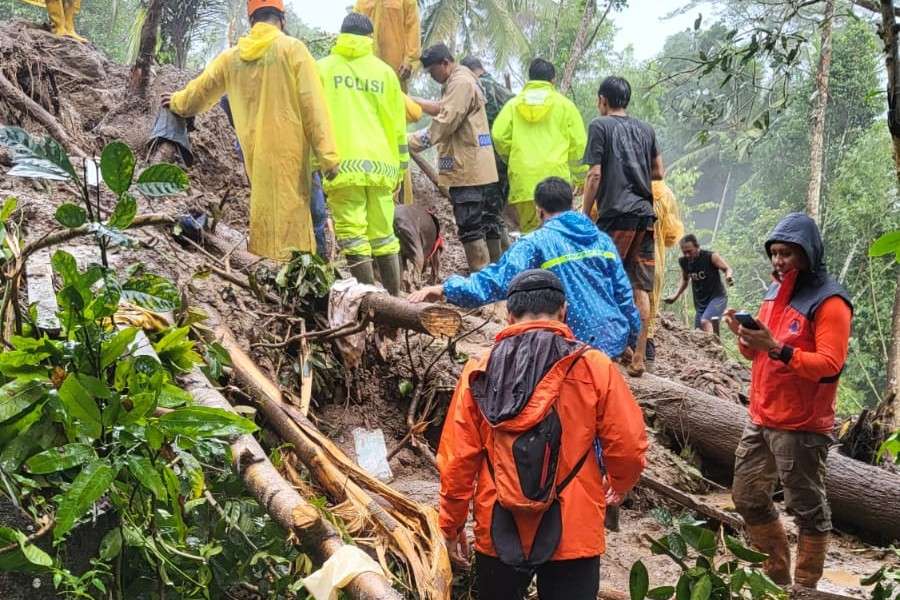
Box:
[162,0,339,261]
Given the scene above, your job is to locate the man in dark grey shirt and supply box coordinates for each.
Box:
[582,76,665,377]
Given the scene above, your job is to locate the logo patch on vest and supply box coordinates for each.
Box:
[478,133,492,147]
[789,319,801,334]
[439,156,455,171]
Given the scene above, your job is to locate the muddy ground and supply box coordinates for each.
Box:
[0,19,897,598]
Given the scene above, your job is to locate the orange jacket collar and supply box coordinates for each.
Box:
[493,320,575,345]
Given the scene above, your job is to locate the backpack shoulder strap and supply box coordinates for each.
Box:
[556,447,592,495]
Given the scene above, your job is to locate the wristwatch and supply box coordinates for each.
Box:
[768,344,794,364]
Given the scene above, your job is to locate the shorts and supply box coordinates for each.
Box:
[600,218,655,293]
[695,295,727,328]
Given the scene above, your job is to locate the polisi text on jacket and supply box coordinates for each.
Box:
[333,75,384,94]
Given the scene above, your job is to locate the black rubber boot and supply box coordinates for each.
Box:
[375,253,402,297]
[486,237,503,263]
[346,254,375,285]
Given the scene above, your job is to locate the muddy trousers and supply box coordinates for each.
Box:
[732,423,833,534]
[475,553,600,600]
[510,200,541,234]
[327,185,401,258]
[449,185,502,243]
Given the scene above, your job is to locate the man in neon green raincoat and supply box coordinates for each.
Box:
[317,13,407,295]
[492,58,587,233]
[163,0,339,260]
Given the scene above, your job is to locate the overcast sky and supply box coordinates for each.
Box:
[288,0,703,62]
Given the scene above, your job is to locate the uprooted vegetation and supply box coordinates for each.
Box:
[0,19,898,600]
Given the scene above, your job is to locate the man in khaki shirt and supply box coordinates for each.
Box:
[409,44,500,272]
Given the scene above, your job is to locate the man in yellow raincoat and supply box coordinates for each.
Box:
[492,58,587,235]
[355,0,421,206]
[20,0,86,42]
[163,0,339,261]
[317,13,407,295]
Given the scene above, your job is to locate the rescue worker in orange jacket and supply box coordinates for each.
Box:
[438,269,648,599]
[725,213,852,590]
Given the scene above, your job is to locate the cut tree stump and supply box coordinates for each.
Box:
[182,367,402,600]
[628,371,900,543]
[360,293,462,338]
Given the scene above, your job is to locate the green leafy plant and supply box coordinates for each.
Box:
[861,550,900,600]
[273,249,338,315]
[630,514,786,600]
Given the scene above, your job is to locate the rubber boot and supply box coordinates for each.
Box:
[463,239,490,273]
[46,0,67,36]
[795,532,828,589]
[747,520,792,586]
[486,237,503,263]
[375,253,402,297]
[346,254,375,285]
[64,0,87,42]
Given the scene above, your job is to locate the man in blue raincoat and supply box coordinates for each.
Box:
[409,177,641,358]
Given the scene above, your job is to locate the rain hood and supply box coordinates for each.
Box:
[238,22,282,62]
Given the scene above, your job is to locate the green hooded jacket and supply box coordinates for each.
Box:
[317,33,408,192]
[491,80,588,204]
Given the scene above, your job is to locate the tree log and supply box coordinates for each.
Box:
[360,294,462,338]
[205,322,452,600]
[182,368,402,600]
[628,372,900,543]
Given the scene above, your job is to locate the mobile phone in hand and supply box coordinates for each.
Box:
[735,311,761,331]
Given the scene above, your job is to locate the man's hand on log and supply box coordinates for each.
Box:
[409,284,444,304]
[444,531,470,570]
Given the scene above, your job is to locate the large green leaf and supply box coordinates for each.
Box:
[98,528,123,561]
[122,272,181,311]
[55,203,87,229]
[725,535,768,564]
[101,327,138,369]
[0,402,45,446]
[51,250,80,289]
[0,126,76,181]
[58,374,101,439]
[135,164,189,197]
[126,456,167,501]
[107,194,137,230]
[25,443,96,474]
[630,560,650,600]
[869,230,900,263]
[53,461,117,541]
[680,524,718,558]
[1,197,18,221]
[0,380,47,423]
[158,406,257,439]
[100,141,136,195]
[0,526,53,571]
[0,349,51,380]
[690,575,712,600]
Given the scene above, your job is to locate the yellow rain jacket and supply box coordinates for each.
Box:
[354,0,421,76]
[492,80,587,204]
[649,180,685,338]
[316,33,407,193]
[169,23,339,260]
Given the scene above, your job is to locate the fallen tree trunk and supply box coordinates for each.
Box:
[182,367,402,600]
[410,151,449,199]
[205,321,452,600]
[360,293,462,338]
[628,372,900,543]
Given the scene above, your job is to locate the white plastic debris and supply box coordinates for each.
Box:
[352,427,393,482]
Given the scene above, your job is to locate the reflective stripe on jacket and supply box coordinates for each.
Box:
[442,211,641,357]
[438,320,648,560]
[317,34,408,192]
[492,80,588,204]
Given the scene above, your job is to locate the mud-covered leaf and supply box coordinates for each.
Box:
[25,443,96,474]
[0,380,47,423]
[158,406,257,439]
[100,141,135,195]
[107,194,138,230]
[54,460,117,541]
[135,164,189,197]
[630,560,650,600]
[0,126,76,181]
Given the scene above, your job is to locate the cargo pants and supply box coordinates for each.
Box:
[449,185,502,243]
[732,423,833,534]
[327,185,401,258]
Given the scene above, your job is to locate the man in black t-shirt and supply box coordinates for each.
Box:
[582,76,665,377]
[666,234,735,336]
